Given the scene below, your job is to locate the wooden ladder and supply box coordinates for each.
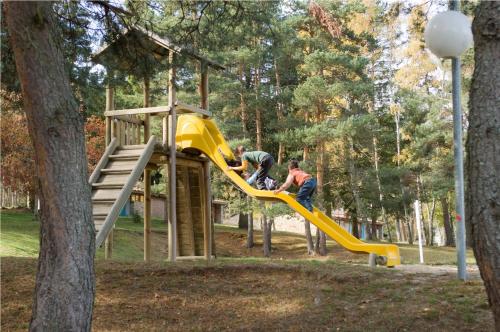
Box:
[89,136,156,248]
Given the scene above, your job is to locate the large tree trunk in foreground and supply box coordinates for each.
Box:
[467,2,500,328]
[5,2,95,331]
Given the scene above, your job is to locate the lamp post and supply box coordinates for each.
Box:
[424,2,473,281]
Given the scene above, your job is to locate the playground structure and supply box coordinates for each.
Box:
[91,27,400,266]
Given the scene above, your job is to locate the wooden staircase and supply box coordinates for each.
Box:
[89,136,156,247]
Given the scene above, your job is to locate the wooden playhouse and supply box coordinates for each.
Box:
[90,26,223,261]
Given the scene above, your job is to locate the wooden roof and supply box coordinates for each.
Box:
[92,26,225,74]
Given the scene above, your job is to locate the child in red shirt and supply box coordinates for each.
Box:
[274,159,317,211]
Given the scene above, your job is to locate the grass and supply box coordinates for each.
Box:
[0,210,493,331]
[1,210,476,265]
[0,211,39,257]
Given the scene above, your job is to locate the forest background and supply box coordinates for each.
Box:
[1,0,479,251]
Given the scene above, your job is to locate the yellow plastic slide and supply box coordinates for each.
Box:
[176,115,400,267]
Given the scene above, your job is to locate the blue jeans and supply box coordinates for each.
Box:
[255,155,274,190]
[296,178,316,212]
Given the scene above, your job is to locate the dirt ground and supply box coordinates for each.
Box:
[1,221,493,331]
[2,256,493,332]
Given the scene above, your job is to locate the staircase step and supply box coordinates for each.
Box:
[92,188,122,201]
[113,148,146,155]
[101,168,134,174]
[92,198,115,203]
[92,183,125,189]
[118,144,147,150]
[92,202,114,215]
[96,173,131,184]
[109,154,141,160]
[106,160,140,169]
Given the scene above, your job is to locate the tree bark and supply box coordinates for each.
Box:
[416,175,428,245]
[314,107,327,255]
[246,198,254,248]
[467,2,500,327]
[262,214,272,257]
[302,141,314,253]
[238,62,249,138]
[304,220,315,255]
[406,219,414,245]
[395,215,402,242]
[238,212,248,229]
[427,198,436,246]
[254,67,263,150]
[370,209,379,240]
[274,59,286,165]
[5,2,95,331]
[347,137,365,240]
[441,196,455,247]
[351,213,360,239]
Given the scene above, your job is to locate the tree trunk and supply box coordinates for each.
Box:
[416,175,429,245]
[262,215,272,257]
[238,213,248,229]
[303,112,310,161]
[247,209,254,248]
[239,62,249,138]
[314,227,327,256]
[351,214,360,239]
[246,197,254,247]
[372,135,388,241]
[467,3,500,327]
[346,137,365,240]
[314,109,327,255]
[304,220,315,255]
[395,215,402,242]
[274,60,286,165]
[5,2,95,331]
[441,196,455,247]
[395,109,412,243]
[254,67,263,150]
[427,198,436,246]
[406,219,414,245]
[370,209,378,240]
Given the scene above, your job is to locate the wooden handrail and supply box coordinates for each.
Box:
[89,138,118,185]
[103,101,211,118]
[104,106,170,117]
[175,101,211,117]
[113,115,144,125]
[95,135,157,247]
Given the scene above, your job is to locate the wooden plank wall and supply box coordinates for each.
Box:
[175,159,210,257]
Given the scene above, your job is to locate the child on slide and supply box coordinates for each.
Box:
[273,159,317,212]
[227,146,275,190]
[245,169,278,190]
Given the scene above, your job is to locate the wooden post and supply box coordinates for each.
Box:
[199,61,209,119]
[163,116,168,146]
[104,72,115,259]
[105,117,111,146]
[104,230,113,259]
[144,77,151,141]
[168,52,177,262]
[203,160,212,260]
[136,123,141,145]
[143,76,152,262]
[120,121,125,146]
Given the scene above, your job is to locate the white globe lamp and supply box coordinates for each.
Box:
[424,11,473,58]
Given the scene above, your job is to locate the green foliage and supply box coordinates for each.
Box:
[0,0,469,239]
